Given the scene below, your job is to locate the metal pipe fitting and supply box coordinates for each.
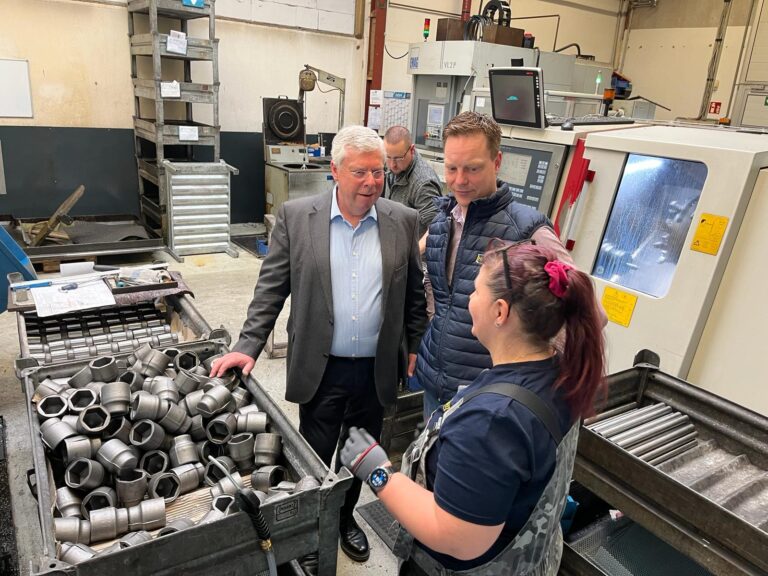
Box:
[100,382,131,416]
[236,410,268,434]
[67,365,93,389]
[209,474,243,498]
[253,433,283,467]
[206,413,237,445]
[116,469,149,508]
[149,472,181,503]
[103,416,131,444]
[89,498,166,542]
[250,465,288,493]
[97,438,139,477]
[171,462,205,495]
[33,378,70,402]
[81,486,118,519]
[163,347,181,362]
[230,386,251,410]
[37,395,68,422]
[174,351,200,372]
[68,388,98,413]
[226,433,255,472]
[119,370,145,393]
[157,402,191,434]
[169,434,199,467]
[237,405,262,416]
[181,389,205,416]
[40,418,78,451]
[136,348,171,377]
[157,517,195,536]
[59,542,96,564]
[199,494,237,524]
[139,450,170,479]
[175,370,201,396]
[197,440,226,464]
[130,420,171,452]
[76,406,110,437]
[127,342,151,366]
[202,353,224,373]
[204,455,237,486]
[54,517,91,544]
[149,376,180,404]
[188,414,206,441]
[62,414,80,429]
[85,381,106,399]
[130,391,165,421]
[295,475,321,492]
[119,530,153,547]
[196,384,232,418]
[89,356,119,383]
[56,487,83,518]
[61,435,102,464]
[65,458,106,491]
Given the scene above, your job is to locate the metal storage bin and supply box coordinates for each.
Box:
[575,360,768,576]
[21,339,352,576]
[132,79,217,105]
[130,34,217,61]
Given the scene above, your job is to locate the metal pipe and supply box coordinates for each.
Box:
[589,403,666,433]
[648,440,699,466]
[596,404,673,438]
[639,432,699,463]
[583,401,636,426]
[613,413,691,449]
[627,423,696,456]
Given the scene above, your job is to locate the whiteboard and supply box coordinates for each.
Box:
[0,59,33,118]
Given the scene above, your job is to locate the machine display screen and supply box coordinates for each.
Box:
[427,104,445,126]
[592,154,708,298]
[499,144,554,210]
[489,67,546,129]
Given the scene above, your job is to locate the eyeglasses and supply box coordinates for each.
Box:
[477,238,537,291]
[385,146,413,163]
[348,168,385,180]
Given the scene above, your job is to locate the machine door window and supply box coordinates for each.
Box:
[592,154,708,298]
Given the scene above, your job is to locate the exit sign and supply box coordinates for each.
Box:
[709,101,722,114]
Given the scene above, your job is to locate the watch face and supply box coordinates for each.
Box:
[369,468,389,489]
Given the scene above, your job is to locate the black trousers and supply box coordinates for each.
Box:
[299,355,384,522]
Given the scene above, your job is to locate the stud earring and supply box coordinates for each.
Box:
[495,321,502,328]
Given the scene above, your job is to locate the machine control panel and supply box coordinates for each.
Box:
[499,143,557,211]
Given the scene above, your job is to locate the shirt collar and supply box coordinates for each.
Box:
[330,185,378,223]
[450,202,465,225]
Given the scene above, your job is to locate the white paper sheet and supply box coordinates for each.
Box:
[161,81,181,98]
[178,126,199,141]
[31,280,116,318]
[166,31,188,55]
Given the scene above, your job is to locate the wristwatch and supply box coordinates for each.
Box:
[367,465,395,494]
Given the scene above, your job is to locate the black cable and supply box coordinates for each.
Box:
[533,47,541,67]
[384,43,408,59]
[316,84,339,93]
[554,42,582,56]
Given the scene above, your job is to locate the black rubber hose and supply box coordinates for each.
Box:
[236,489,271,541]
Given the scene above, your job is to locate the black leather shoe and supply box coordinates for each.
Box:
[298,552,319,576]
[339,517,370,562]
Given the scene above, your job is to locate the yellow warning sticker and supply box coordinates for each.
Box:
[601,286,638,328]
[691,213,729,256]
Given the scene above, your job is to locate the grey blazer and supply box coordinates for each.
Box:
[232,190,428,406]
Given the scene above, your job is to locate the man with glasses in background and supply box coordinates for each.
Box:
[211,125,427,568]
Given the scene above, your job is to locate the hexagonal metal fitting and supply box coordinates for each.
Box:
[149,472,181,503]
[188,414,206,441]
[197,384,232,418]
[157,402,191,434]
[67,388,98,413]
[65,458,106,491]
[33,378,70,403]
[55,487,83,518]
[88,356,119,383]
[130,391,164,421]
[203,455,237,487]
[96,438,139,477]
[206,413,237,445]
[116,469,149,508]
[81,486,118,519]
[100,381,131,416]
[250,464,289,493]
[226,433,255,472]
[157,517,195,537]
[169,434,199,467]
[170,462,205,495]
[103,416,131,444]
[37,395,68,422]
[40,417,78,451]
[61,435,101,464]
[235,410,268,434]
[130,419,171,452]
[139,450,170,479]
[67,365,93,389]
[59,542,96,564]
[54,517,91,545]
[149,376,180,404]
[253,432,283,467]
[181,389,205,417]
[119,369,145,393]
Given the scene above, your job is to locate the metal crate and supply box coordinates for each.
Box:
[20,339,352,576]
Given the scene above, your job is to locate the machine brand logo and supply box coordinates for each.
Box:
[275,499,299,522]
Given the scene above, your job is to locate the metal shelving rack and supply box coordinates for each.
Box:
[128,0,238,260]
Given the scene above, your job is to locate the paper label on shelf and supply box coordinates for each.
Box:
[690,213,729,256]
[167,31,188,55]
[160,81,181,98]
[178,126,199,141]
[601,286,637,328]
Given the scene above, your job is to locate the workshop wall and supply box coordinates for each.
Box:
[381,0,624,96]
[0,0,367,223]
[621,0,753,120]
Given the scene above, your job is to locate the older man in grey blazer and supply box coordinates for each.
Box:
[211,125,427,565]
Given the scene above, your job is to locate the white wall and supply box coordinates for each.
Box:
[0,0,367,132]
[381,0,623,95]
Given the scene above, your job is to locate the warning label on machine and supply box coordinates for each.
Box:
[601,286,638,328]
[691,213,728,256]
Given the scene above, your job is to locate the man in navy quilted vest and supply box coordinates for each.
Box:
[415,111,574,419]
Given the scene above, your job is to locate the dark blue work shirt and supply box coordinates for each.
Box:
[421,358,573,571]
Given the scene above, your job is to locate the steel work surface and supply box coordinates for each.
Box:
[575,364,768,576]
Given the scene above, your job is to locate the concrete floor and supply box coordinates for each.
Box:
[0,247,398,575]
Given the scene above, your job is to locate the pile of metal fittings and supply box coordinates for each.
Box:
[32,345,321,562]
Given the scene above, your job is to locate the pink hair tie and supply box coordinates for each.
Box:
[544,260,573,298]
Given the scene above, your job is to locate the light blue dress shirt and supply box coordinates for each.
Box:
[329,187,383,358]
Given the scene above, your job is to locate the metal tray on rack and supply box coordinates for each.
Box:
[133,118,218,147]
[128,0,213,19]
[20,339,352,576]
[132,79,217,104]
[575,362,768,576]
[130,34,217,61]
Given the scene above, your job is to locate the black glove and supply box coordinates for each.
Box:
[340,427,389,482]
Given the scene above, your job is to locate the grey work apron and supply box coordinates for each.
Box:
[394,382,580,576]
